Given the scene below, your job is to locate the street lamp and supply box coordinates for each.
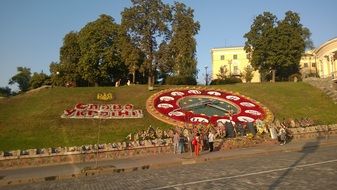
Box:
[228,60,232,76]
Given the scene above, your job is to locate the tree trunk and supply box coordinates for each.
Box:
[132,71,136,84]
[148,74,154,91]
[271,69,276,83]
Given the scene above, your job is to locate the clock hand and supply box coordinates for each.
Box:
[173,100,213,112]
[206,103,229,113]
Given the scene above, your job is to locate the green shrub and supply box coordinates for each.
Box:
[288,73,302,82]
[165,76,197,85]
[210,77,242,85]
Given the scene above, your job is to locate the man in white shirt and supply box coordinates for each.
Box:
[173,132,180,154]
[208,131,215,152]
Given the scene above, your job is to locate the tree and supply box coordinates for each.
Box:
[271,11,310,80]
[9,67,31,92]
[0,86,11,97]
[242,66,254,83]
[216,65,228,80]
[156,41,173,72]
[121,0,171,89]
[119,27,144,84]
[58,31,82,86]
[78,14,125,86]
[49,61,64,86]
[30,71,50,89]
[244,12,277,81]
[244,11,312,81]
[166,2,200,78]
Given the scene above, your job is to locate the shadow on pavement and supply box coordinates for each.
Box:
[268,136,325,190]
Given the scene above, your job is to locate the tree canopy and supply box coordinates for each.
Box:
[244,11,312,81]
[8,67,31,92]
[121,0,172,88]
[78,14,125,86]
[167,2,200,77]
[7,1,200,91]
[45,0,199,87]
[58,31,82,86]
[30,71,50,89]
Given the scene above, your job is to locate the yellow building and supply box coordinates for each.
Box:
[211,46,261,83]
[299,50,317,77]
[211,37,337,82]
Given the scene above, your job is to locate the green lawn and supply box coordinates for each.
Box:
[0,82,336,151]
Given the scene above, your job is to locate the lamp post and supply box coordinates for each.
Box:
[205,66,208,85]
[228,59,232,76]
[95,118,102,168]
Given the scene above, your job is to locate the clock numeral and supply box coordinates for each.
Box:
[207,91,221,96]
[226,95,240,101]
[159,96,174,101]
[168,111,185,117]
[187,90,201,94]
[245,110,261,116]
[170,91,185,96]
[157,103,173,109]
[240,102,255,107]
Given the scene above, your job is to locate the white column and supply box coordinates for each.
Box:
[319,60,324,78]
[331,52,336,78]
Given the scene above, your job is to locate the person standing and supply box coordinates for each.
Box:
[187,132,194,156]
[208,131,215,152]
[193,133,201,156]
[203,132,209,151]
[278,127,287,145]
[173,131,180,154]
[178,134,185,154]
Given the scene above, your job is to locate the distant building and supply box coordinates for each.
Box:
[299,49,317,78]
[211,37,337,82]
[211,46,261,83]
[311,37,337,79]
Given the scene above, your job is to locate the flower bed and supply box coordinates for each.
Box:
[61,103,143,119]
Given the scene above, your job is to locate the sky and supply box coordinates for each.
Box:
[1,0,337,90]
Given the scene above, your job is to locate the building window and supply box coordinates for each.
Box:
[304,63,308,68]
[233,54,237,60]
[312,63,316,67]
[233,66,240,75]
[220,55,224,60]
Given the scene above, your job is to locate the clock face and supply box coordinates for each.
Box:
[146,88,273,127]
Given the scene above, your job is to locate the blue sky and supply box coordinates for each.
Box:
[1,0,337,90]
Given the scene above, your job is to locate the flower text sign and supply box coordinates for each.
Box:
[97,92,113,101]
[61,103,143,119]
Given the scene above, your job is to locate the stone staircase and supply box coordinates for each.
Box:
[304,77,337,104]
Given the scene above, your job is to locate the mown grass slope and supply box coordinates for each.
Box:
[0,82,336,151]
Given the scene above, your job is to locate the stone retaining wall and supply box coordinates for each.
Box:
[288,124,337,139]
[1,124,336,169]
[0,145,172,169]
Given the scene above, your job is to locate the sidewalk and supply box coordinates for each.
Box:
[1,135,337,186]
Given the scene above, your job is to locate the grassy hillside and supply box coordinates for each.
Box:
[0,82,336,151]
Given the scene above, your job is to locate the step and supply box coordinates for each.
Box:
[326,91,334,96]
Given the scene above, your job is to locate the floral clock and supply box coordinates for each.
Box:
[146,88,273,127]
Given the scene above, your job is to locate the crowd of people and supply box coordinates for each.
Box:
[170,120,260,156]
[125,117,316,155]
[172,130,215,156]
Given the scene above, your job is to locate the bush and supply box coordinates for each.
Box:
[210,77,242,85]
[288,73,302,82]
[165,76,197,85]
